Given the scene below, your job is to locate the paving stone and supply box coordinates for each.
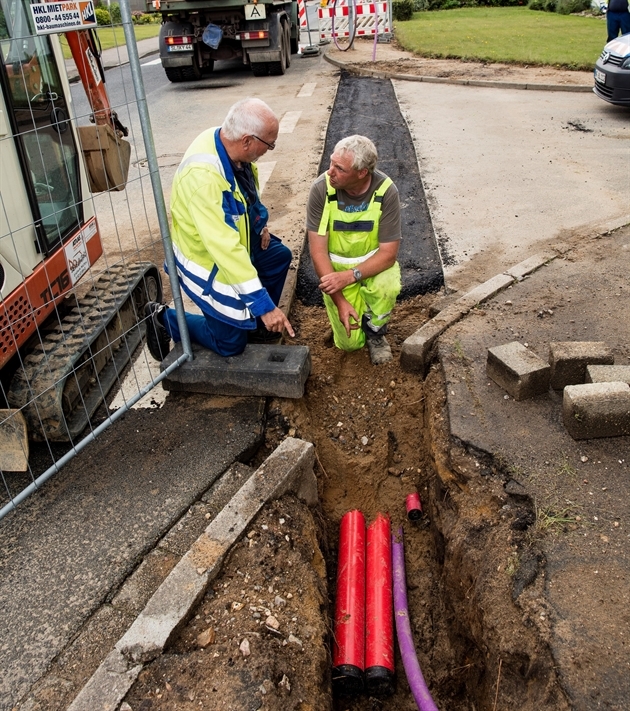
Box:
[487,342,551,401]
[549,341,614,390]
[161,343,311,399]
[563,382,630,440]
[586,365,630,385]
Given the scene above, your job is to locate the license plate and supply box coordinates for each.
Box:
[168,44,193,52]
[245,2,266,19]
[595,68,606,84]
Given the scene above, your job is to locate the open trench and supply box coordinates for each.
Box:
[271,296,569,711]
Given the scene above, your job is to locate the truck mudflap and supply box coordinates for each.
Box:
[8,262,162,442]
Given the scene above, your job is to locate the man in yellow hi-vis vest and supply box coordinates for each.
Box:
[307,135,401,364]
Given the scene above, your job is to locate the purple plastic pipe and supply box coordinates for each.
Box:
[392,526,440,711]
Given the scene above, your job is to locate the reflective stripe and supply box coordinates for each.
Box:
[172,242,263,296]
[178,270,252,322]
[177,152,225,178]
[329,248,378,265]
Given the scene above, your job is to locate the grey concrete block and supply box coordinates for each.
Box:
[487,342,551,401]
[505,252,556,280]
[400,304,468,374]
[0,409,28,471]
[161,342,311,399]
[456,273,515,308]
[69,438,316,710]
[563,382,630,440]
[586,365,630,385]
[66,649,142,711]
[549,341,614,390]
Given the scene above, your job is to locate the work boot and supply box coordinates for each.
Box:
[247,325,282,345]
[144,302,171,361]
[366,334,392,365]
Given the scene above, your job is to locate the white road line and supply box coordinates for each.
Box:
[141,58,162,66]
[109,345,168,410]
[279,111,302,134]
[297,83,317,98]
[257,160,276,195]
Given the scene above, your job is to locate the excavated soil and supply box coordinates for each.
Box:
[123,293,569,710]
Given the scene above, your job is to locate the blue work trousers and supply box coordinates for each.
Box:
[607,11,630,42]
[163,234,291,356]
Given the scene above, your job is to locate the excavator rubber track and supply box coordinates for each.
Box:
[8,261,162,442]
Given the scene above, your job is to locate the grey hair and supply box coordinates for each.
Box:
[222,98,277,140]
[334,135,378,173]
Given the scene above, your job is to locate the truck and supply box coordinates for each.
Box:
[0,0,162,447]
[145,0,299,82]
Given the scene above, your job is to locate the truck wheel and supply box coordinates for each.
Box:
[268,30,287,76]
[251,62,270,77]
[165,67,184,83]
[180,54,202,81]
[283,23,291,68]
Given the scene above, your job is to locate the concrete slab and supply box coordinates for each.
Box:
[161,342,311,399]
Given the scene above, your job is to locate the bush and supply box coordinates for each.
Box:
[556,0,591,12]
[109,2,121,24]
[426,0,525,9]
[392,0,415,20]
[132,10,157,23]
[95,7,111,25]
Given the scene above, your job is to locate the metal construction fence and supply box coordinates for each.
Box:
[0,0,190,520]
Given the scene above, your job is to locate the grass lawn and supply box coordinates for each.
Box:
[60,24,161,59]
[394,7,605,70]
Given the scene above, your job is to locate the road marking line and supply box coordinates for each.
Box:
[298,83,317,98]
[142,58,162,66]
[279,111,302,134]
[257,161,276,195]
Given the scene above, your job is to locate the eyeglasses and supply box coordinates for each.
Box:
[251,134,276,151]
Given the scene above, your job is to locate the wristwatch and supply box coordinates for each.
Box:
[352,268,363,282]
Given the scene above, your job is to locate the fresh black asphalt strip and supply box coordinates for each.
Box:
[297,70,444,305]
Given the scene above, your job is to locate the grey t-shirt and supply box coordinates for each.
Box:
[306,170,402,243]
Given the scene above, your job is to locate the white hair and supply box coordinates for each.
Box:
[334,135,378,173]
[222,98,277,140]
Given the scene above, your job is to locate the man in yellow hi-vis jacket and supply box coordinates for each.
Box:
[144,98,294,360]
[307,135,401,364]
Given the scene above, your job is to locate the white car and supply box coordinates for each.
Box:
[594,34,630,106]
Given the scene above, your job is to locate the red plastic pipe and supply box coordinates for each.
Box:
[365,513,395,696]
[332,509,366,695]
[406,492,424,521]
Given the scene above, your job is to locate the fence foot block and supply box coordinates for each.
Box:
[161,343,311,399]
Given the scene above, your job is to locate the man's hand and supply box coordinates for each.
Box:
[318,269,354,296]
[336,298,360,338]
[260,307,295,337]
[260,226,271,250]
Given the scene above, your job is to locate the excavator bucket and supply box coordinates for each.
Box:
[77,124,131,193]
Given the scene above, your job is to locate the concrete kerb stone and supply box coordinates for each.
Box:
[68,437,316,711]
[323,51,592,93]
[563,382,630,440]
[586,365,630,385]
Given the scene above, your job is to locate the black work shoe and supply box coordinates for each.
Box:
[366,335,392,365]
[144,302,171,361]
[247,326,282,345]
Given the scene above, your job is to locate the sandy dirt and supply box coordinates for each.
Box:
[118,295,564,711]
[327,38,595,86]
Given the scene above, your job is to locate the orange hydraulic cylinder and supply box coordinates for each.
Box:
[332,509,366,695]
[365,512,395,695]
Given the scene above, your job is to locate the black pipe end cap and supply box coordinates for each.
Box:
[332,664,364,696]
[365,665,395,697]
[407,508,424,521]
